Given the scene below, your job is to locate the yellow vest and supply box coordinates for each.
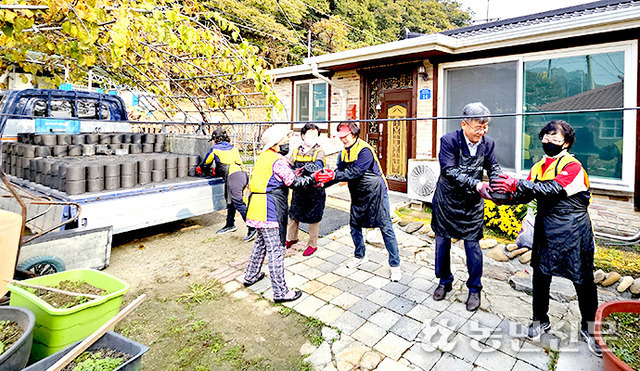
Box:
[340,139,387,188]
[291,145,325,166]
[204,145,246,175]
[246,150,284,222]
[530,154,590,188]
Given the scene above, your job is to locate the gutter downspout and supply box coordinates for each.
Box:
[310,62,348,121]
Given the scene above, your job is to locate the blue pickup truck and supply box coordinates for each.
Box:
[0,89,224,274]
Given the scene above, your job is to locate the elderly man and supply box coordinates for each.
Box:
[431,102,501,311]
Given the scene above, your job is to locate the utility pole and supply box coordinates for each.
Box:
[486,0,490,22]
[307,28,312,58]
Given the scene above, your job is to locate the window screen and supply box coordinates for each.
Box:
[444,61,518,169]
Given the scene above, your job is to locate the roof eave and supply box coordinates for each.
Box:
[305,34,457,69]
[268,34,458,79]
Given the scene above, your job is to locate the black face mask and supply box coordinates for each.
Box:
[278,143,289,156]
[542,142,564,157]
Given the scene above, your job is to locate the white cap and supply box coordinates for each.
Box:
[261,125,292,152]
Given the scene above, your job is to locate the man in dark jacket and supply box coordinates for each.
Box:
[315,122,401,282]
[431,102,501,311]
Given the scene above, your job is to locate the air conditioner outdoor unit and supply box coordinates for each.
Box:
[406,158,440,203]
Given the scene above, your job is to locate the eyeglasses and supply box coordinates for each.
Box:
[467,123,488,133]
[541,133,564,145]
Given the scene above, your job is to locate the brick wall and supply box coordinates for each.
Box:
[590,195,640,237]
[273,79,292,121]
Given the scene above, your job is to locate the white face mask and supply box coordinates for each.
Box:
[303,132,319,147]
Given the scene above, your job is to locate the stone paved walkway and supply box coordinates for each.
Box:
[220,224,606,371]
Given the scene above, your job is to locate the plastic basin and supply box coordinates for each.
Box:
[0,306,35,370]
[23,331,149,371]
[594,300,640,371]
[7,269,129,362]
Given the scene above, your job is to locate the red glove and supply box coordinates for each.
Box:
[195,166,203,176]
[477,182,494,199]
[491,174,518,193]
[314,169,335,183]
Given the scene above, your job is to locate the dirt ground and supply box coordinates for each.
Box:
[105,211,318,370]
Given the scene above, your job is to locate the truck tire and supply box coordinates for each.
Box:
[18,256,66,276]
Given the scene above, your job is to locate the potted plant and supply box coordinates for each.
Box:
[594,300,640,371]
[23,331,149,371]
[7,269,129,362]
[0,306,36,370]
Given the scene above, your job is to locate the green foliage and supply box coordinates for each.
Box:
[546,348,559,371]
[0,1,284,118]
[594,246,640,276]
[178,280,221,304]
[202,0,471,65]
[72,351,124,371]
[603,312,640,370]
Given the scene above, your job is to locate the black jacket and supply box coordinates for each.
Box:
[329,140,389,228]
[507,175,594,284]
[431,130,501,240]
[289,145,326,224]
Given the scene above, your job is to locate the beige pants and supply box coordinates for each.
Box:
[287,219,320,247]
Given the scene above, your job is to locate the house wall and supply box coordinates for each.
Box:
[415,61,435,159]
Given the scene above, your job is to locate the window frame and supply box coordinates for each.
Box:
[437,40,637,192]
[293,79,329,130]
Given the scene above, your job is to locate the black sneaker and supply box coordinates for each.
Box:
[216,225,237,235]
[243,228,257,242]
[580,329,603,358]
[526,321,551,340]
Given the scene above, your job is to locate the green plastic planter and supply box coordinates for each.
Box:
[7,269,129,362]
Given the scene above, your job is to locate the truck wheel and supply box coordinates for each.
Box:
[18,256,66,276]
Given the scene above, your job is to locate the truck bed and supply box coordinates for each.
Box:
[2,175,226,234]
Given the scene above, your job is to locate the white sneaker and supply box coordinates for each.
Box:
[346,256,369,269]
[390,266,402,282]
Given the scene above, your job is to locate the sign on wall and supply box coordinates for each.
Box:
[419,88,431,100]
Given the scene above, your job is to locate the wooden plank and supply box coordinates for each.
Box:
[5,279,101,299]
[46,294,146,371]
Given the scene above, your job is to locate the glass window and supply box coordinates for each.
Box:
[50,99,73,118]
[296,83,309,122]
[312,83,327,121]
[295,81,328,130]
[100,103,111,120]
[31,99,47,117]
[523,51,624,179]
[77,99,98,119]
[444,61,518,169]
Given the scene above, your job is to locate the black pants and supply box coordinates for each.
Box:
[225,171,248,226]
[532,267,599,334]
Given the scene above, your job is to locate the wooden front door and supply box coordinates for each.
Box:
[378,90,412,192]
[362,70,415,192]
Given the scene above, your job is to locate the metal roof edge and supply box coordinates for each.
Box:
[454,7,640,52]
[267,3,640,79]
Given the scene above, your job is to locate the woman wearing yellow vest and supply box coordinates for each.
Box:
[286,123,326,256]
[243,125,314,303]
[196,129,256,242]
[315,122,401,282]
[492,120,601,357]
